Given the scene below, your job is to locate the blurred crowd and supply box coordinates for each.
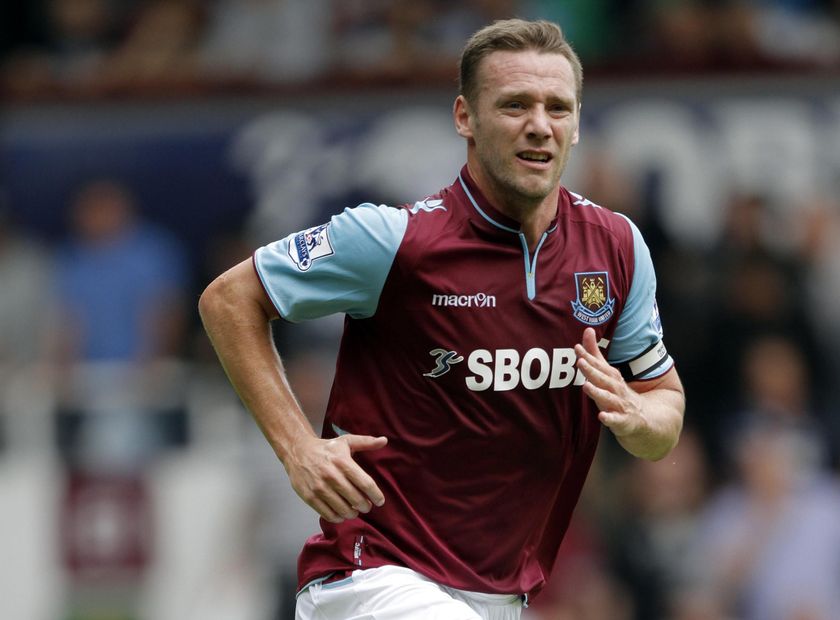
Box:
[2,139,840,620]
[2,2,840,620]
[525,150,840,620]
[3,0,840,100]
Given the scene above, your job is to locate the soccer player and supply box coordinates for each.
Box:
[199,18,685,620]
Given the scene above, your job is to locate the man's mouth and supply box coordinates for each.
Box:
[517,151,553,164]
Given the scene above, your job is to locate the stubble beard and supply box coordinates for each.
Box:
[481,149,565,212]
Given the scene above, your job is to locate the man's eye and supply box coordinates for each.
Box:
[506,102,525,110]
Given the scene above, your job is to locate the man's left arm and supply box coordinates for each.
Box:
[576,327,685,461]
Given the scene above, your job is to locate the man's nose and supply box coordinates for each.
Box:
[526,106,551,139]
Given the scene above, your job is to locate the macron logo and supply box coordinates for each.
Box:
[432,292,496,308]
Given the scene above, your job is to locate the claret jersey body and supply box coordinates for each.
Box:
[254,165,673,600]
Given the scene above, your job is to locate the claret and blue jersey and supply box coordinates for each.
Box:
[253,165,673,600]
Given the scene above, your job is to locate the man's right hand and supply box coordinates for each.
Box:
[285,434,388,524]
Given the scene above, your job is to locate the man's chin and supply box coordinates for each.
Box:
[513,177,556,202]
[485,166,558,204]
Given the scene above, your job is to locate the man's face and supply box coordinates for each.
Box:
[455,49,580,206]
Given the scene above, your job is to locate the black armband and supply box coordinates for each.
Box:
[615,339,672,381]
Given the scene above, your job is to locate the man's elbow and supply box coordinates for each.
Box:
[198,271,237,329]
[198,278,219,329]
[199,260,277,330]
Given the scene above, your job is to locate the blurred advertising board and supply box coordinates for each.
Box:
[2,77,838,252]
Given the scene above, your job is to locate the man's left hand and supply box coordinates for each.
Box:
[574,327,645,438]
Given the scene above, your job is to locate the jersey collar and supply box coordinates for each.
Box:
[455,165,560,237]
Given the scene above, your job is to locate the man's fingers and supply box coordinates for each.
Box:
[598,410,639,436]
[294,435,387,517]
[302,472,371,521]
[344,462,386,508]
[319,485,360,521]
[343,434,388,453]
[576,355,616,390]
[575,342,611,371]
[336,434,387,507]
[574,329,647,440]
[329,465,376,513]
[581,327,600,355]
[582,379,621,410]
[577,335,624,387]
[598,410,623,430]
[309,496,345,524]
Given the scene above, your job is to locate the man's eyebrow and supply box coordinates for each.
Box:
[547,96,576,107]
[495,89,540,102]
[496,90,575,105]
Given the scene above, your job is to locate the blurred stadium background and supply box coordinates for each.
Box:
[2,1,840,619]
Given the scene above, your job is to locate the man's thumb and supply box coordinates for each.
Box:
[344,434,388,453]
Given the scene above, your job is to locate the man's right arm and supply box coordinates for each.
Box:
[198,258,387,523]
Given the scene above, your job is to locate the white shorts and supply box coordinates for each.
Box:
[295,565,523,620]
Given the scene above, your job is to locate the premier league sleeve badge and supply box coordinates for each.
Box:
[288,223,335,271]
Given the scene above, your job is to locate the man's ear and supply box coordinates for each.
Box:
[453,95,474,139]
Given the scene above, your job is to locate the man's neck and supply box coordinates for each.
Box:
[466,163,559,250]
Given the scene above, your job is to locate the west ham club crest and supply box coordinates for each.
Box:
[571,271,615,326]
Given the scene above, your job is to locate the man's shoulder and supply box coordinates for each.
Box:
[561,187,634,240]
[399,184,459,217]
[394,185,465,235]
[324,183,461,262]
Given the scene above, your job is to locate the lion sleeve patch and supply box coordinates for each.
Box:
[288,223,334,271]
[254,202,408,322]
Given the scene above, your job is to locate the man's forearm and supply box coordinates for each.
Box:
[198,262,317,463]
[199,260,389,523]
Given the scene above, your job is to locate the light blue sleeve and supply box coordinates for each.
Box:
[253,203,408,321]
[607,215,674,380]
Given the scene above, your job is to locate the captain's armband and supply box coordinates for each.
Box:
[615,339,672,382]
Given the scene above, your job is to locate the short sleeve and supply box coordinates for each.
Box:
[253,203,408,322]
[607,215,674,380]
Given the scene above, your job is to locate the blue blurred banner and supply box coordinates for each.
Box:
[2,80,839,251]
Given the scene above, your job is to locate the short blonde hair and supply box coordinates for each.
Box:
[459,19,583,105]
